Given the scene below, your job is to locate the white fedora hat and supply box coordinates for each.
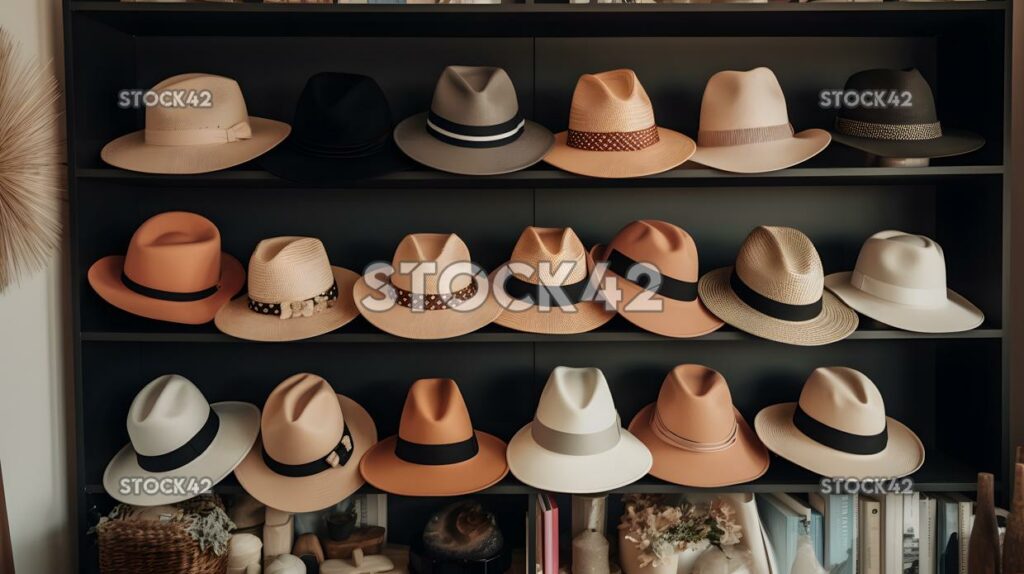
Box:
[824,231,984,333]
[507,366,652,493]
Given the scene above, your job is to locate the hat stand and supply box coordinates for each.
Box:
[0,461,13,574]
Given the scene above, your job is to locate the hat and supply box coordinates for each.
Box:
[88,211,246,325]
[690,68,830,173]
[101,73,290,174]
[103,374,260,506]
[590,220,723,338]
[507,367,652,493]
[214,237,360,342]
[353,233,502,340]
[824,230,984,333]
[393,66,553,175]
[492,227,614,334]
[831,69,984,159]
[234,373,377,513]
[359,378,509,496]
[266,555,307,574]
[754,367,925,478]
[543,69,695,178]
[698,226,859,346]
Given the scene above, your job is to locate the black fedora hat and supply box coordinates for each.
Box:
[831,68,984,159]
[262,73,409,184]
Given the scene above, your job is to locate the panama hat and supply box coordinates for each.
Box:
[755,367,925,478]
[698,226,858,346]
[507,367,652,493]
[691,68,830,173]
[102,73,290,174]
[360,378,509,496]
[88,211,246,325]
[544,69,694,178]
[103,374,260,506]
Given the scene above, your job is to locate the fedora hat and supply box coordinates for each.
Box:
[691,68,830,173]
[102,73,290,174]
[698,226,858,346]
[824,230,984,333]
[393,66,554,175]
[88,211,246,325]
[234,373,377,513]
[353,233,502,340]
[215,237,360,341]
[492,227,614,334]
[831,69,984,159]
[360,378,509,496]
[507,367,652,493]
[628,365,769,487]
[103,374,260,506]
[755,367,925,478]
[544,69,695,178]
[590,220,723,338]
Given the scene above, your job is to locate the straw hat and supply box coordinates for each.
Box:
[360,378,509,496]
[755,367,925,478]
[102,73,290,174]
[691,68,830,173]
[88,211,246,325]
[544,69,695,178]
[698,226,858,346]
[215,237,360,342]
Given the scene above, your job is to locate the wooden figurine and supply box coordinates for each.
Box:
[1005,463,1024,574]
[321,548,396,574]
[0,461,12,574]
[970,473,1001,574]
[324,526,387,560]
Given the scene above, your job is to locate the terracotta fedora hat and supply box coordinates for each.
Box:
[755,367,925,478]
[590,220,723,338]
[234,373,377,513]
[628,365,769,487]
[103,374,260,506]
[691,68,830,174]
[544,69,695,179]
[88,211,245,325]
[360,378,509,496]
[102,73,290,174]
[824,230,984,333]
[394,66,554,175]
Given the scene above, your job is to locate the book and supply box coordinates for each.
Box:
[945,494,974,574]
[934,495,960,574]
[809,493,858,574]
[860,497,882,574]
[538,494,558,574]
[919,496,937,574]
[757,493,804,573]
[881,494,905,574]
[902,493,921,574]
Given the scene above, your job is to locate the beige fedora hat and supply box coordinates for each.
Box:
[234,373,377,514]
[824,231,984,333]
[353,233,502,340]
[544,69,695,179]
[699,226,858,346]
[102,73,290,174]
[755,367,925,478]
[691,68,830,174]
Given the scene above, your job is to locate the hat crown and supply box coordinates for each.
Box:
[510,227,588,285]
[854,230,947,291]
[838,68,938,125]
[430,66,520,127]
[261,373,345,465]
[607,220,700,282]
[536,367,618,434]
[734,226,823,305]
[398,378,475,445]
[247,237,335,304]
[144,74,249,139]
[798,367,887,436]
[656,365,736,444]
[568,69,656,133]
[123,211,224,294]
[127,374,213,457]
[390,233,474,294]
[698,68,790,132]
[291,73,393,150]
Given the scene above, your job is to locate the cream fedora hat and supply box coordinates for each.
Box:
[691,68,830,174]
[507,367,652,493]
[755,367,925,478]
[103,374,260,506]
[824,231,984,333]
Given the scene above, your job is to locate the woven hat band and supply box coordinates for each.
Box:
[850,270,947,308]
[650,409,737,453]
[835,117,942,141]
[567,125,659,152]
[697,122,794,147]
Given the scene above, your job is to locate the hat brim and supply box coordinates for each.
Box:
[359,432,509,496]
[543,128,695,179]
[260,138,412,185]
[101,117,291,175]
[698,267,859,346]
[830,127,984,159]
[234,394,377,514]
[754,402,925,479]
[103,402,260,506]
[690,129,831,174]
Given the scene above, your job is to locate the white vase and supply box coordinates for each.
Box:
[675,542,710,574]
[618,530,679,574]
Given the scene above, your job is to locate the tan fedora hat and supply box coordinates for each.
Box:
[360,378,509,496]
[234,373,377,513]
[590,220,723,338]
[628,365,769,487]
[353,233,502,340]
[691,68,830,174]
[824,231,984,333]
[102,73,290,174]
[492,227,614,334]
[544,69,695,178]
[215,237,360,342]
[699,226,858,346]
[88,211,246,325]
[755,367,925,478]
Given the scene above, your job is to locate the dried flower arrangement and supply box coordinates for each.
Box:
[618,494,743,567]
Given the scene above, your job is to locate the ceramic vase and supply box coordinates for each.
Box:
[618,529,678,574]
